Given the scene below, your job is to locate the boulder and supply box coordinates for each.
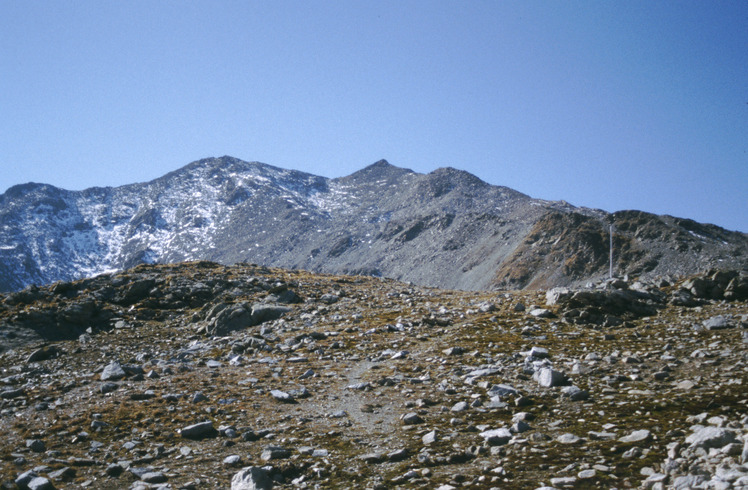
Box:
[534,368,568,388]
[685,427,737,449]
[231,466,273,490]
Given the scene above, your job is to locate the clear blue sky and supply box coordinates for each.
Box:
[1,1,746,231]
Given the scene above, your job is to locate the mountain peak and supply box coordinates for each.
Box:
[338,159,414,184]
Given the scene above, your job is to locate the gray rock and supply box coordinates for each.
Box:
[141,472,167,483]
[465,367,501,378]
[703,315,733,330]
[180,421,217,439]
[208,302,254,336]
[26,345,60,363]
[387,448,409,461]
[550,476,577,487]
[480,428,512,446]
[402,412,424,425]
[685,426,737,449]
[359,452,385,464]
[346,382,371,390]
[451,401,468,412]
[26,439,45,452]
[529,308,553,318]
[261,446,291,460]
[422,430,438,445]
[251,304,291,325]
[224,455,242,466]
[560,385,589,401]
[231,466,273,490]
[488,384,519,397]
[672,475,707,488]
[27,477,56,490]
[557,433,582,444]
[578,469,596,479]
[528,346,549,358]
[270,389,295,403]
[15,471,38,488]
[105,463,124,476]
[100,382,119,394]
[47,467,75,481]
[546,287,572,306]
[100,361,126,381]
[534,367,568,387]
[619,429,651,443]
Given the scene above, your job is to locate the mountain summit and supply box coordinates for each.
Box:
[1,156,746,292]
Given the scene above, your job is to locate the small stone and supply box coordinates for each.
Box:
[105,464,124,477]
[578,469,596,479]
[534,367,568,387]
[528,346,549,358]
[557,433,582,444]
[488,384,519,397]
[387,448,409,461]
[560,385,589,401]
[451,401,468,412]
[261,446,291,460]
[512,420,532,433]
[359,452,385,464]
[270,389,295,403]
[48,467,75,481]
[15,470,38,488]
[26,439,45,452]
[529,308,553,318]
[180,421,216,439]
[141,472,167,484]
[402,412,424,425]
[99,382,119,394]
[703,315,732,330]
[550,476,577,487]
[224,455,242,466]
[480,428,512,446]
[619,429,651,443]
[191,392,208,403]
[422,430,438,445]
[27,477,55,490]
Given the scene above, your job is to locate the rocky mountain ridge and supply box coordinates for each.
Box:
[1,156,746,293]
[0,262,746,488]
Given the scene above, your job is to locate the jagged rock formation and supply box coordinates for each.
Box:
[0,263,746,488]
[1,156,746,293]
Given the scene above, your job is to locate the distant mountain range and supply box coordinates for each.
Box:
[1,156,746,292]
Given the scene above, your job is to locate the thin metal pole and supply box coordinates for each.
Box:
[609,224,613,279]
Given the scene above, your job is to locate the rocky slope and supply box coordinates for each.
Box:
[1,156,746,293]
[0,262,747,489]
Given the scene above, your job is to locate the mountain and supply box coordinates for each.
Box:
[1,156,747,292]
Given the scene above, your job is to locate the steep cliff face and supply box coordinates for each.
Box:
[1,156,746,292]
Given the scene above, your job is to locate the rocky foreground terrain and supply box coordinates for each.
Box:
[0,262,747,489]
